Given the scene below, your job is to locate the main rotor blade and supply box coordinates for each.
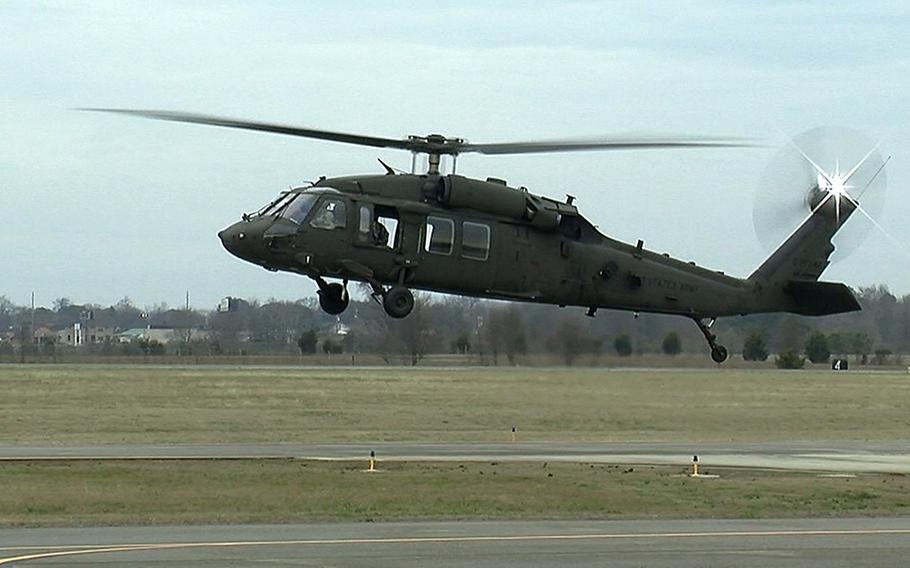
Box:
[79,108,413,151]
[81,108,757,156]
[460,136,756,155]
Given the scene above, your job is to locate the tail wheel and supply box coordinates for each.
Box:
[383,286,414,319]
[711,345,728,364]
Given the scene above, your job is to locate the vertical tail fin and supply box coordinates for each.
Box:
[749,192,854,285]
[749,195,860,316]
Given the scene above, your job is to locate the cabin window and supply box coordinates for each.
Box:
[375,205,399,249]
[359,204,397,248]
[462,222,490,261]
[309,198,347,230]
[424,216,454,255]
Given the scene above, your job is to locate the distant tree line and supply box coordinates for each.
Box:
[1,284,908,365]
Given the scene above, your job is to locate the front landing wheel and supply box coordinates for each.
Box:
[711,345,728,364]
[383,286,414,319]
[318,282,349,315]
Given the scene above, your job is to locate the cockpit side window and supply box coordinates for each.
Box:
[310,197,347,230]
[278,193,319,224]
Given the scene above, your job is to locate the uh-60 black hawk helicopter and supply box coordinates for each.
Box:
[90,110,880,363]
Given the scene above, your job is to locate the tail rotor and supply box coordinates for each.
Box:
[753,126,888,261]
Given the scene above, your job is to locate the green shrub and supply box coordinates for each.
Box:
[804,331,831,363]
[614,335,632,357]
[775,350,805,369]
[661,332,681,356]
[742,332,769,361]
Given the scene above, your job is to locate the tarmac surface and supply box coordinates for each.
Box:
[3,518,910,566]
[3,441,910,472]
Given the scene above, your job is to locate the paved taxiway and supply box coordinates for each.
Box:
[3,441,910,472]
[4,518,910,566]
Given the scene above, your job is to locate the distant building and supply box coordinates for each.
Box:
[117,328,170,344]
[33,326,56,345]
[314,318,351,353]
[115,328,209,344]
[56,324,115,346]
[333,319,350,336]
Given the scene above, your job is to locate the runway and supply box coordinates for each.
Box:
[2,441,910,472]
[3,518,910,566]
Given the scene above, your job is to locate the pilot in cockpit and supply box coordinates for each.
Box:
[311,200,345,230]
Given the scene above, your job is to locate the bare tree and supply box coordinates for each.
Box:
[547,315,602,365]
[550,317,584,365]
[485,304,527,365]
[384,293,436,365]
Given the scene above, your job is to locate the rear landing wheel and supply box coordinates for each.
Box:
[692,316,729,364]
[383,286,414,319]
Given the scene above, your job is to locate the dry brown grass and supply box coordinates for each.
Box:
[2,364,910,444]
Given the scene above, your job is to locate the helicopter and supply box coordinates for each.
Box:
[87,109,880,363]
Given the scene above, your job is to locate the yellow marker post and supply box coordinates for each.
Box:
[511,426,516,443]
[369,450,376,472]
[688,454,719,479]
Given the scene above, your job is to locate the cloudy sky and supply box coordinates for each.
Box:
[2,1,907,310]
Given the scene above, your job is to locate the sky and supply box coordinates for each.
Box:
[2,1,908,310]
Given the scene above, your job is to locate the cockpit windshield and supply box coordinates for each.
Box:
[253,188,339,225]
[256,191,295,217]
[278,193,319,224]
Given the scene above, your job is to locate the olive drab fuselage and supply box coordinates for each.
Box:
[221,173,774,320]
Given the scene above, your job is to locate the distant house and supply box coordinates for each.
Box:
[333,319,350,336]
[33,326,56,345]
[115,328,206,344]
[187,328,210,342]
[56,324,115,346]
[315,318,351,353]
[57,325,80,346]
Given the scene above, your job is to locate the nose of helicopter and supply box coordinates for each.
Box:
[218,217,299,262]
[218,221,255,260]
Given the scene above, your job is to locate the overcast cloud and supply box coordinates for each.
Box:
[2,1,908,309]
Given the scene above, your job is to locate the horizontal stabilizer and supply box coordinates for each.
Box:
[785,280,861,316]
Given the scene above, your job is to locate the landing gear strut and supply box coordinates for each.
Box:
[693,317,728,363]
[316,278,349,315]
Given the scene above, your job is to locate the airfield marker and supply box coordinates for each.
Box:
[368,450,376,472]
[511,426,517,442]
[689,454,720,478]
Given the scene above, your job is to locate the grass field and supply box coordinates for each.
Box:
[2,364,910,444]
[3,460,909,527]
[4,364,910,527]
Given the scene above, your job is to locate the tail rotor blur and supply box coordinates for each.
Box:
[753,126,888,261]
